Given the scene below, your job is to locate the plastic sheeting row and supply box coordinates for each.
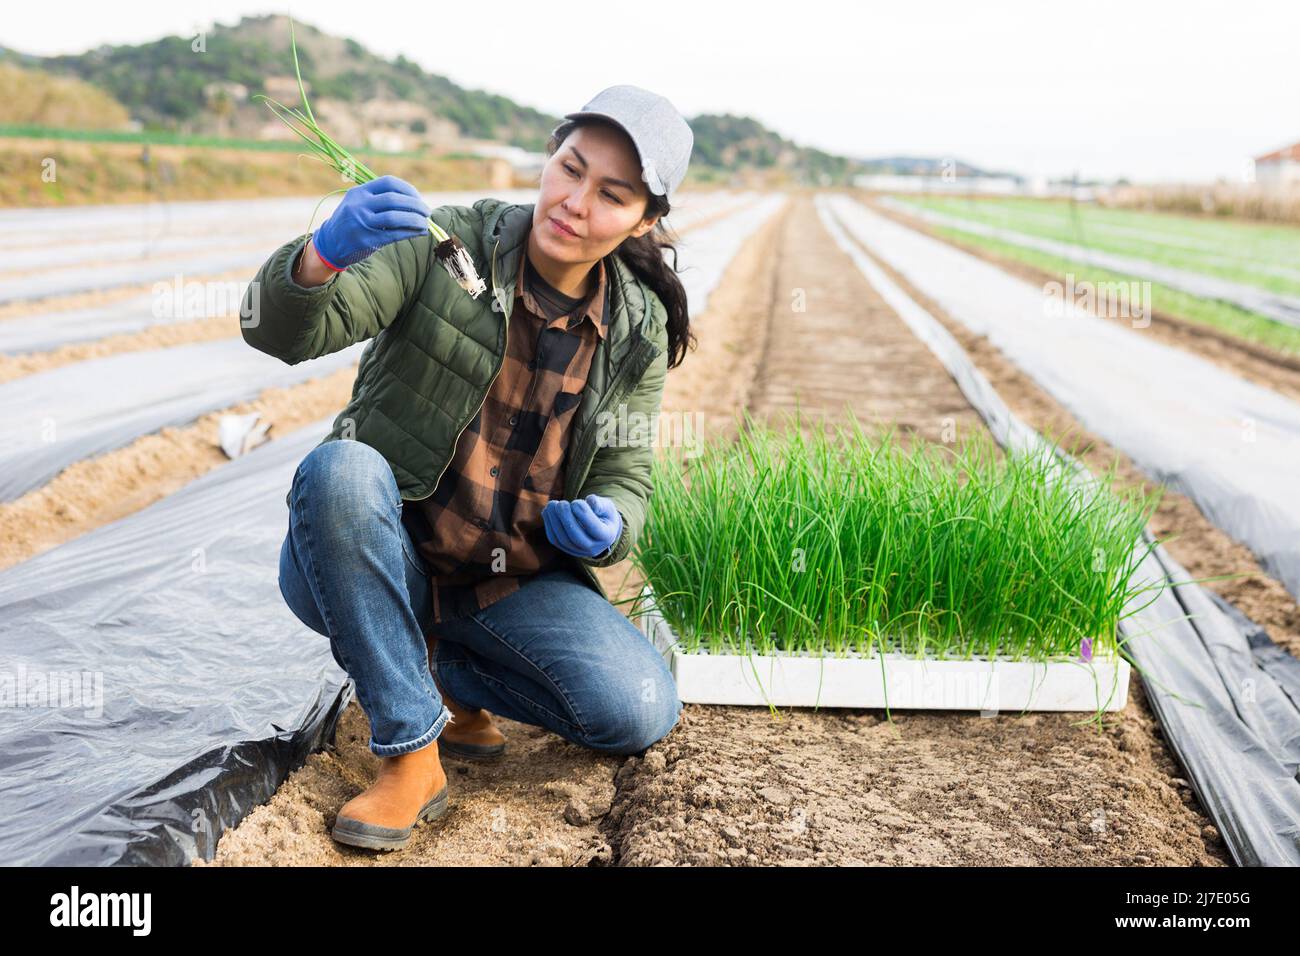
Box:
[2,186,753,277]
[0,189,746,308]
[673,194,788,315]
[0,191,767,355]
[0,191,534,274]
[0,339,366,502]
[0,194,786,504]
[818,193,1300,866]
[0,415,347,865]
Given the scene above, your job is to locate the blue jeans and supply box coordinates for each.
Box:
[277,439,682,757]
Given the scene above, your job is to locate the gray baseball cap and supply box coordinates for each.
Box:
[555,84,694,203]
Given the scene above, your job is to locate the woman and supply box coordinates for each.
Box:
[243,85,696,851]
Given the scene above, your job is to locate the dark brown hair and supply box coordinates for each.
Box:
[545,118,694,370]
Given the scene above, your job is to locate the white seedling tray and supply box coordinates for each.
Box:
[635,587,1129,712]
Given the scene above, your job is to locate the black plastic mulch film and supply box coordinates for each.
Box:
[0,416,350,865]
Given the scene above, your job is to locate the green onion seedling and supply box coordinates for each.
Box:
[254,16,487,299]
[633,406,1162,664]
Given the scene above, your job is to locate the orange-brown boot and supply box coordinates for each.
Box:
[428,636,507,760]
[331,740,449,851]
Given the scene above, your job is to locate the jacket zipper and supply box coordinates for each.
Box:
[565,266,660,498]
[401,237,508,503]
[564,336,657,500]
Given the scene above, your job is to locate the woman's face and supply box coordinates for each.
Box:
[532,123,660,264]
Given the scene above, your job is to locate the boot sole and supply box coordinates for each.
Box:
[438,738,506,760]
[331,785,449,851]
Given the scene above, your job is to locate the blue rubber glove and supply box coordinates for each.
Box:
[310,175,432,271]
[542,494,623,560]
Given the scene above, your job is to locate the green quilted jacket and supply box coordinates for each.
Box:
[240,196,670,601]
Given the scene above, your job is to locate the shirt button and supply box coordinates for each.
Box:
[489,465,499,477]
[509,415,518,426]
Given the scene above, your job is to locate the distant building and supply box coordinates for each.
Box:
[1254,142,1300,188]
[366,129,410,153]
[203,81,249,104]
[263,76,308,100]
[462,141,547,176]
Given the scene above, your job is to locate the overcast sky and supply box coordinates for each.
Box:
[5,0,1296,183]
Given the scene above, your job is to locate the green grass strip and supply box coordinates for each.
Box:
[923,223,1300,358]
[900,195,1300,288]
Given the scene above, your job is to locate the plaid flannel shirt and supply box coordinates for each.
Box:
[401,247,611,624]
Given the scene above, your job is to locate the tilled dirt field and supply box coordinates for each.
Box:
[199,193,1235,866]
